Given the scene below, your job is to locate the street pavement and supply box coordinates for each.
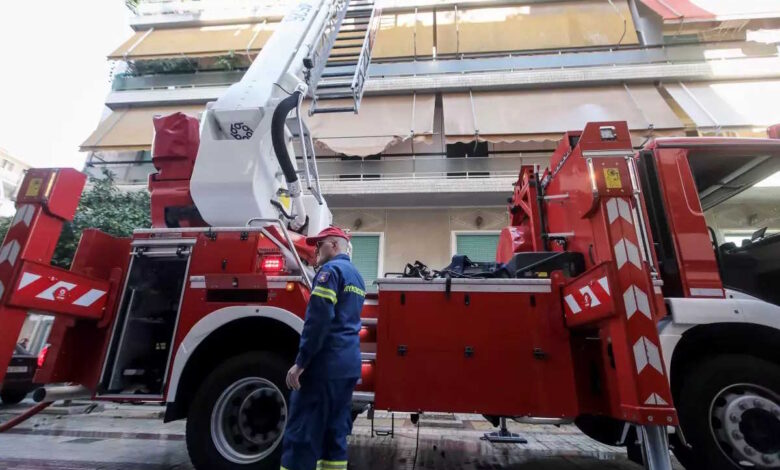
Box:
[0,400,683,469]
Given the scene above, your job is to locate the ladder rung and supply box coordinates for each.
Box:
[329,52,360,59]
[332,43,362,49]
[321,71,355,78]
[338,26,368,34]
[346,11,372,18]
[316,82,352,89]
[311,106,357,114]
[317,93,354,100]
[326,61,358,67]
[335,36,364,42]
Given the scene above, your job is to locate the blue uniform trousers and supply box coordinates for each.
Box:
[280,377,358,470]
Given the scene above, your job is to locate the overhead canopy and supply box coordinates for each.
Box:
[638,0,780,22]
[304,94,436,157]
[664,80,780,129]
[442,85,683,143]
[81,95,435,156]
[80,105,203,151]
[436,0,638,55]
[109,23,277,59]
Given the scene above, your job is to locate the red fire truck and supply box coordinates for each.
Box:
[1,121,779,470]
[2,0,780,468]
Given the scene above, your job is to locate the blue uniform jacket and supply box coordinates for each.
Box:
[295,254,365,379]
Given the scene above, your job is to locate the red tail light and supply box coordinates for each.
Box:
[37,344,49,368]
[261,255,285,273]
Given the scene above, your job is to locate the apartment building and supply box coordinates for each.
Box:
[0,148,32,218]
[82,0,780,286]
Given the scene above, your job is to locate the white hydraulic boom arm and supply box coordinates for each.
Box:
[190,0,354,234]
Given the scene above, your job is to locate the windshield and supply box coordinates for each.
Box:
[705,170,780,247]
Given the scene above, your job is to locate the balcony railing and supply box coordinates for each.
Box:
[132,0,290,16]
[111,70,246,91]
[310,154,540,180]
[86,154,543,185]
[109,41,779,93]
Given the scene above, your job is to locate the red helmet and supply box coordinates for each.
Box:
[305,226,351,246]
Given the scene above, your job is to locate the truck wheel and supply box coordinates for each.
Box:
[0,389,27,405]
[186,352,290,470]
[677,354,780,469]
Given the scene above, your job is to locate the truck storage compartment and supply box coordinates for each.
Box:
[100,249,190,396]
[373,277,580,417]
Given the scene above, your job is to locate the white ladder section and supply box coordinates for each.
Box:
[307,0,380,114]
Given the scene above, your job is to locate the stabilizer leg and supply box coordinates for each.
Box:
[640,425,673,470]
[482,417,528,444]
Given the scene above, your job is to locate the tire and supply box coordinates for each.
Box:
[676,354,780,470]
[574,414,627,446]
[670,432,701,470]
[186,352,291,470]
[0,389,28,405]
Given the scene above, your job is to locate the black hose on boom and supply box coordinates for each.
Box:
[271,91,301,185]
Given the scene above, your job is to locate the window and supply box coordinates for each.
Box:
[339,155,380,181]
[350,234,383,292]
[452,231,500,263]
[446,140,488,177]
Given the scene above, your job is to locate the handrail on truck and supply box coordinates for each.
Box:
[133,219,313,290]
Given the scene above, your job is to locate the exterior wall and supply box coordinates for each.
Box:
[333,207,507,274]
[0,148,32,217]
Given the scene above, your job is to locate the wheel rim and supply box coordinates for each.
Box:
[211,377,287,464]
[710,383,780,468]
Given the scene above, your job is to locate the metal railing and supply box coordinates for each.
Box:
[111,70,245,91]
[308,154,542,180]
[87,154,542,182]
[109,41,778,93]
[135,220,313,290]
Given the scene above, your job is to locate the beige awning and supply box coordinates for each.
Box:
[81,105,204,151]
[436,0,638,55]
[664,80,780,129]
[109,23,277,59]
[442,85,683,143]
[82,95,435,155]
[304,94,436,157]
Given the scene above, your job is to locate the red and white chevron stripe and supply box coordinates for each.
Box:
[14,269,108,314]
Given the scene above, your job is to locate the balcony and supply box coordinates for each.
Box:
[314,154,538,180]
[106,41,780,108]
[111,70,245,91]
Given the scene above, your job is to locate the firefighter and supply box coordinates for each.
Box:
[281,226,366,470]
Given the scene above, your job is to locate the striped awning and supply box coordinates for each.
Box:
[442,85,684,144]
[109,22,277,60]
[81,105,204,151]
[638,0,780,22]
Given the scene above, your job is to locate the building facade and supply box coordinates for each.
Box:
[82,0,780,286]
[0,148,32,218]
